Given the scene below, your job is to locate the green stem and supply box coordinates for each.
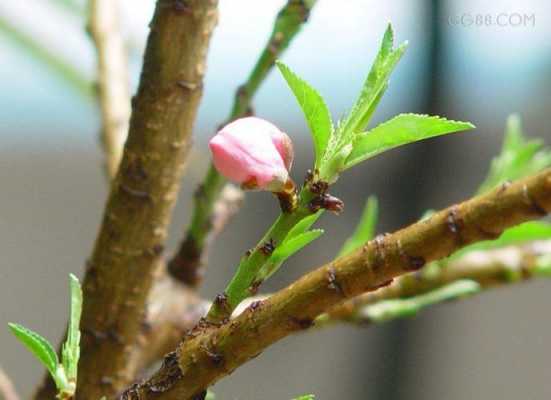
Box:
[168,0,317,286]
[207,188,316,321]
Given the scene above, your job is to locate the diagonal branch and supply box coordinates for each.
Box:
[168,0,317,287]
[92,239,550,378]
[119,169,551,400]
[30,2,219,399]
[88,0,131,179]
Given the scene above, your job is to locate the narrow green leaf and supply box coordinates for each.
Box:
[292,395,315,400]
[8,323,59,378]
[257,229,324,281]
[340,24,408,135]
[62,274,82,381]
[363,280,480,323]
[477,114,551,194]
[338,196,378,257]
[276,60,333,167]
[270,229,324,265]
[286,210,323,240]
[345,114,475,169]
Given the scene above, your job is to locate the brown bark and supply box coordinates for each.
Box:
[32,2,220,399]
[119,169,551,399]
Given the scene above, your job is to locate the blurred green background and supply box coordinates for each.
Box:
[1,0,550,399]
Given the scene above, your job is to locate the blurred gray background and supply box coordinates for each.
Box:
[1,0,551,399]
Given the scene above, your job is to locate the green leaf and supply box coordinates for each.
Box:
[338,196,378,257]
[345,114,475,169]
[292,395,315,400]
[61,274,82,382]
[286,210,323,240]
[363,280,480,323]
[8,323,59,379]
[277,60,333,167]
[258,229,324,281]
[271,229,324,265]
[451,221,551,260]
[340,24,408,135]
[318,25,408,183]
[477,114,551,194]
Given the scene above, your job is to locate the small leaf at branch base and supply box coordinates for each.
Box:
[8,323,59,383]
[271,229,324,265]
[277,60,333,168]
[258,229,325,281]
[285,210,323,240]
[344,114,475,169]
[62,273,82,382]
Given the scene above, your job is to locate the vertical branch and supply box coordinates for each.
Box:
[168,0,317,287]
[88,0,131,179]
[33,1,219,399]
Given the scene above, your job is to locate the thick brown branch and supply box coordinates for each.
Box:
[322,239,551,324]
[119,169,551,399]
[88,0,131,179]
[33,2,220,399]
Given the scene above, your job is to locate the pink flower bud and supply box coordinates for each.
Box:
[209,117,294,191]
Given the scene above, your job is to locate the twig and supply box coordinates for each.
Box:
[31,2,220,399]
[169,184,244,285]
[88,0,131,179]
[118,168,551,400]
[168,0,317,287]
[0,366,19,400]
[319,240,551,325]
